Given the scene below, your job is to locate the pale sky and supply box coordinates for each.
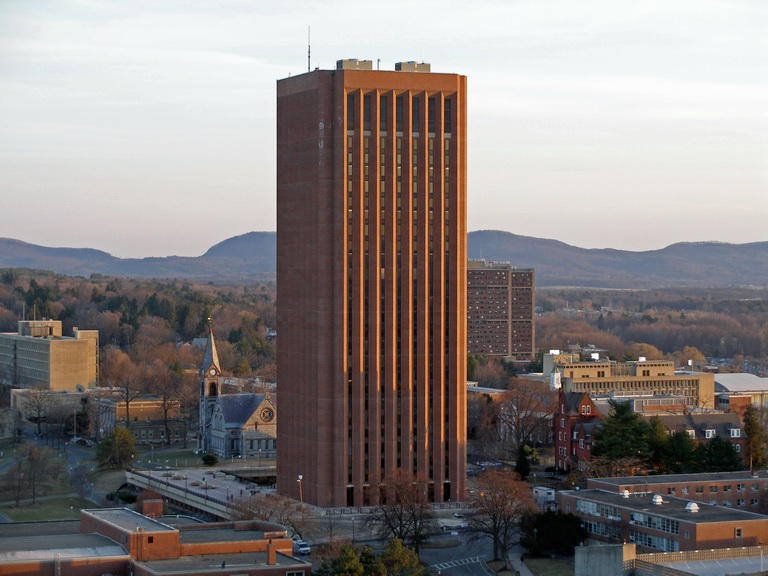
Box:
[1,0,766,258]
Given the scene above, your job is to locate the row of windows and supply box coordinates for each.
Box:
[630,512,679,534]
[576,499,619,519]
[629,530,679,552]
[347,94,453,134]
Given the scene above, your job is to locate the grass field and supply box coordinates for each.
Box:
[0,496,95,522]
[524,557,575,576]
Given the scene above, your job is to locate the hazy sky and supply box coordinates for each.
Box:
[1,0,766,258]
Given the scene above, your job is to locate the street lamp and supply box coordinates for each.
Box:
[297,474,304,506]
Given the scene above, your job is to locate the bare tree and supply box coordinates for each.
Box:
[496,378,557,457]
[468,469,537,569]
[70,461,91,498]
[230,493,306,537]
[365,471,437,556]
[0,460,28,506]
[24,386,56,435]
[23,444,63,504]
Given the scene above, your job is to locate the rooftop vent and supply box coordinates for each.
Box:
[622,489,630,498]
[685,502,699,513]
[652,494,664,506]
[336,59,373,71]
[395,61,431,72]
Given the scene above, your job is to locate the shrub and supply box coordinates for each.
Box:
[201,453,219,466]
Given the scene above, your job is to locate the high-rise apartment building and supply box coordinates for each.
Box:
[467,261,535,360]
[276,59,467,507]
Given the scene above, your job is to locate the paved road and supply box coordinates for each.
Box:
[419,532,495,575]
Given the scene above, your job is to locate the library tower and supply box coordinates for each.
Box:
[276,60,467,507]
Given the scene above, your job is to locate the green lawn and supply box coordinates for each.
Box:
[525,557,575,576]
[0,496,94,522]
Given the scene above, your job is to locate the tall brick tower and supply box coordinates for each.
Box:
[276,59,467,507]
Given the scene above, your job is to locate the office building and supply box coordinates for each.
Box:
[277,59,467,507]
[0,320,98,392]
[549,355,715,409]
[467,260,535,360]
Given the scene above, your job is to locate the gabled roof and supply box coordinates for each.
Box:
[217,393,266,427]
[654,412,743,436]
[561,391,589,415]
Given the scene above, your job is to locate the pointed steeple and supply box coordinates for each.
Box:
[201,317,222,377]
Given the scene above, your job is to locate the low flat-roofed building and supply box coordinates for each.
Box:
[0,532,130,573]
[715,373,768,415]
[587,470,768,514]
[560,488,768,552]
[0,508,310,576]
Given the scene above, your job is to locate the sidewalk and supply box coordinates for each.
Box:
[507,552,535,576]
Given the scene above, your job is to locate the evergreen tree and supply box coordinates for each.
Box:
[591,399,651,476]
[515,446,531,479]
[358,546,386,576]
[329,544,364,576]
[665,431,697,473]
[694,435,742,472]
[742,404,766,470]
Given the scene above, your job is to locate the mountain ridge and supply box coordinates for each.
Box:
[1,231,766,288]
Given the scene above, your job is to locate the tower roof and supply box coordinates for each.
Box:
[202,318,222,375]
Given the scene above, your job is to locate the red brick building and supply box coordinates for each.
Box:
[555,391,748,472]
[559,488,768,552]
[276,59,467,507]
[0,507,310,576]
[555,390,602,472]
[588,470,768,514]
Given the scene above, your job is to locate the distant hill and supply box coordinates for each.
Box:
[1,231,766,288]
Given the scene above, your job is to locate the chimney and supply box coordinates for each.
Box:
[267,541,277,566]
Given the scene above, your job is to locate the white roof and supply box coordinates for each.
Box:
[714,373,768,392]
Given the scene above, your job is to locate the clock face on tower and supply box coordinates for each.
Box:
[261,408,274,422]
[209,369,216,376]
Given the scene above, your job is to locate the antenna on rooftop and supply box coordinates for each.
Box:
[307,26,311,72]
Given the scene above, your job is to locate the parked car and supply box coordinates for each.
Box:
[293,540,311,555]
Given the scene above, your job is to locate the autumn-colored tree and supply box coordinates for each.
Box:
[97,426,138,469]
[468,469,537,568]
[380,538,425,576]
[626,342,665,361]
[101,348,145,427]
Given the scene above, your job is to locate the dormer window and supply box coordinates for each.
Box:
[705,429,716,439]
[730,428,741,438]
[687,430,695,439]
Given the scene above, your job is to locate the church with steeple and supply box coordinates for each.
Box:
[199,318,223,453]
[198,319,277,459]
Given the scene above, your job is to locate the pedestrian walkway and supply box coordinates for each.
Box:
[507,552,535,576]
